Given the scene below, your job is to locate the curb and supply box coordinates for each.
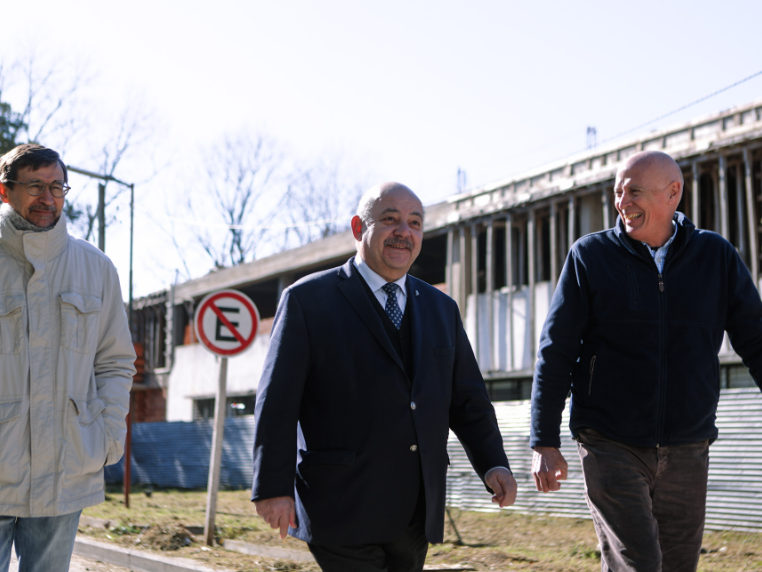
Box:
[73,536,233,572]
[74,535,474,572]
[222,538,314,562]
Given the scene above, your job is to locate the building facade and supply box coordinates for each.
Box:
[133,98,762,422]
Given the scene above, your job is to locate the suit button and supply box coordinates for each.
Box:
[410,445,418,452]
[410,402,416,410]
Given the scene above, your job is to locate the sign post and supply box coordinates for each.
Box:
[194,289,260,546]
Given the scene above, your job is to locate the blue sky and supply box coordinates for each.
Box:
[1,0,761,296]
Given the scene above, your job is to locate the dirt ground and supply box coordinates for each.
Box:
[79,486,762,571]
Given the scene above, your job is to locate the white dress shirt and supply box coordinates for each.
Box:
[353,254,407,315]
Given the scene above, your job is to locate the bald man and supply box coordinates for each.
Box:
[252,183,517,572]
[530,151,762,571]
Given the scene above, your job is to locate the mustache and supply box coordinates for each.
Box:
[384,237,412,250]
[30,204,56,213]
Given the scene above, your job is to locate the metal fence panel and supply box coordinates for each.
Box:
[107,389,762,530]
[445,388,762,530]
[105,416,256,489]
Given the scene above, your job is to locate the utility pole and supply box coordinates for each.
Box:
[98,182,106,252]
[67,165,136,507]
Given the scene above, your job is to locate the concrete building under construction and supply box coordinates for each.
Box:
[131,97,762,422]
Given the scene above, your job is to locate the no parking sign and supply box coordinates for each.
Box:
[195,289,260,545]
[194,289,260,357]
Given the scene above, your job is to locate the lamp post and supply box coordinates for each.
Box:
[66,165,135,508]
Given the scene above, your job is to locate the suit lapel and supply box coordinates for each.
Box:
[337,260,405,373]
[406,276,423,383]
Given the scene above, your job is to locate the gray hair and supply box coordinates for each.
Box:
[356,190,377,231]
[355,182,421,234]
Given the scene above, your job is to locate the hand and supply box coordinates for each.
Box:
[254,496,296,539]
[532,447,568,492]
[485,467,517,507]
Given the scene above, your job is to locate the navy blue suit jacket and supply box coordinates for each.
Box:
[251,259,508,545]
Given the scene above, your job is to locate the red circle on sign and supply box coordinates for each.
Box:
[194,290,260,356]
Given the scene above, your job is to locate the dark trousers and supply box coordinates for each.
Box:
[576,428,709,572]
[308,483,428,572]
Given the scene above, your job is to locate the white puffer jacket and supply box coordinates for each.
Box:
[0,208,136,517]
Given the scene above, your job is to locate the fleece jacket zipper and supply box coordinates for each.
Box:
[656,271,667,446]
[615,215,693,447]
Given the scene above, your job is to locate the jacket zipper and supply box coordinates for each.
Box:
[617,218,690,448]
[656,272,667,446]
[588,355,597,395]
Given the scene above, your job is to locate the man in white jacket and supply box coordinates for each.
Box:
[0,144,136,572]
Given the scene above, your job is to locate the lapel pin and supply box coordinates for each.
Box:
[415,290,419,296]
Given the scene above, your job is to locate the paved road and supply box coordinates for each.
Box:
[9,552,132,572]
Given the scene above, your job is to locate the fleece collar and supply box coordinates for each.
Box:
[0,203,70,264]
[614,211,695,267]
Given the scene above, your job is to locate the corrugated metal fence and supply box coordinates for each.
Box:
[105,417,256,489]
[107,388,762,530]
[445,388,762,531]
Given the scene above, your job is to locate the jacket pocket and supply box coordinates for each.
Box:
[0,400,22,483]
[60,292,102,354]
[0,295,24,355]
[64,397,108,478]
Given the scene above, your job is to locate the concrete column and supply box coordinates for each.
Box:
[486,219,494,371]
[536,214,545,282]
[277,274,294,305]
[470,224,479,362]
[744,148,759,287]
[601,187,611,230]
[691,162,700,225]
[470,225,479,296]
[518,220,526,287]
[558,203,568,263]
[528,209,536,366]
[718,156,729,240]
[549,201,558,291]
[446,229,454,298]
[459,227,467,318]
[735,163,747,260]
[505,213,514,371]
[568,194,576,249]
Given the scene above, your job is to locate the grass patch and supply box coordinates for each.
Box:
[79,486,762,571]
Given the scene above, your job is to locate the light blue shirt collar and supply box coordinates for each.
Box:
[642,222,677,273]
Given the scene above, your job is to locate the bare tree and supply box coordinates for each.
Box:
[0,53,90,152]
[68,103,156,245]
[283,155,365,248]
[167,138,369,280]
[189,132,285,269]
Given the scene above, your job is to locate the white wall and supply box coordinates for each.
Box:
[578,193,603,237]
[166,334,271,421]
[466,281,553,374]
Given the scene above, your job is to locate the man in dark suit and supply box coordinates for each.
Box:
[251,182,516,572]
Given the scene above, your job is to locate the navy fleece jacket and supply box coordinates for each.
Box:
[531,213,762,448]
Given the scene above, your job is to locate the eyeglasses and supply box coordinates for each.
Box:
[6,179,71,198]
